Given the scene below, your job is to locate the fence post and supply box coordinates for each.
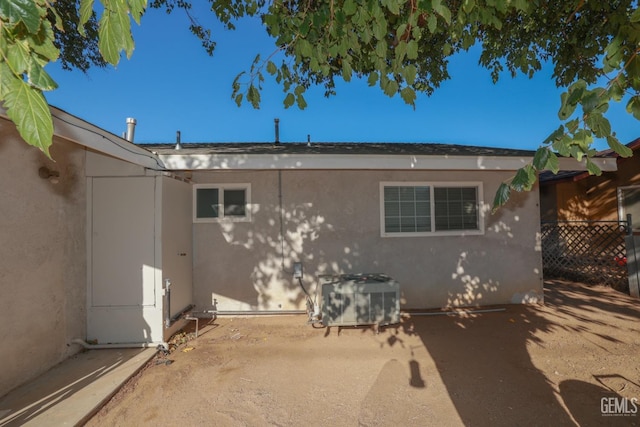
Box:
[625,214,640,298]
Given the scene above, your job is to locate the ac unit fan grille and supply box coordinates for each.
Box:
[321,274,400,327]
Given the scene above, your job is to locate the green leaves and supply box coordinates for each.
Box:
[0,63,53,156]
[585,113,611,138]
[432,0,451,24]
[626,96,640,120]
[492,183,511,213]
[510,164,536,192]
[81,0,148,66]
[400,86,416,105]
[98,2,135,65]
[0,0,639,185]
[382,77,399,97]
[0,0,43,33]
[0,0,150,156]
[129,0,146,24]
[532,147,559,174]
[607,135,633,158]
[558,80,585,120]
[0,0,57,156]
[406,40,418,60]
[247,84,261,108]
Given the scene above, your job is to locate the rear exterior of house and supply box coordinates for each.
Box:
[4,106,610,398]
[153,142,547,312]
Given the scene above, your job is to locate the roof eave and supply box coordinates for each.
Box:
[1,105,165,170]
[157,152,617,172]
[50,107,165,170]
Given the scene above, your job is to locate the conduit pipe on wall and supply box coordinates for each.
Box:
[165,279,171,328]
[72,338,169,352]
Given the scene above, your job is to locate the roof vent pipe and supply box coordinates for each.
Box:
[274,118,280,144]
[175,130,182,150]
[307,134,311,147]
[125,117,137,142]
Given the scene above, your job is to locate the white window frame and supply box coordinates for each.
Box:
[193,183,252,223]
[379,181,485,237]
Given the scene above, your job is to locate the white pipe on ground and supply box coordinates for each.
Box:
[206,310,305,316]
[72,338,169,352]
[401,308,506,317]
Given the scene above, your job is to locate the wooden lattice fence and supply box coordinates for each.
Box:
[541,221,629,292]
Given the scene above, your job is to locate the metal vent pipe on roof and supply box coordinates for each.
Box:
[175,130,182,150]
[125,117,137,142]
[274,118,280,144]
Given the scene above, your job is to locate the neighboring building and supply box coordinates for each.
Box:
[1,106,616,397]
[540,138,640,228]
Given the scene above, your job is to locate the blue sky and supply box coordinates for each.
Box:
[45,7,637,150]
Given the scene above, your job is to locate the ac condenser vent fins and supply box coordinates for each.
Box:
[321,274,400,327]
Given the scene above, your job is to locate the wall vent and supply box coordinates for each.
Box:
[321,274,400,327]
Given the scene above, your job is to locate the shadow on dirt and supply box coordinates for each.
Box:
[381,280,640,426]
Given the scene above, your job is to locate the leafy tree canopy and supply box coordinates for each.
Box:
[1,0,639,209]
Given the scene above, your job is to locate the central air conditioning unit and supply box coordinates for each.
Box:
[320,274,400,328]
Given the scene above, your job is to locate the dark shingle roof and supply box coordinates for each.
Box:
[140,142,536,157]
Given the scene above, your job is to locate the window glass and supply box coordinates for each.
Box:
[196,188,219,219]
[224,189,246,217]
[194,184,251,222]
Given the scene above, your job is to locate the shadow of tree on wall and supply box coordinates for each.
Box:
[442,189,543,308]
[212,199,345,310]
[200,169,380,312]
[197,168,543,313]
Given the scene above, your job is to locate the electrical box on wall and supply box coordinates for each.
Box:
[293,262,303,279]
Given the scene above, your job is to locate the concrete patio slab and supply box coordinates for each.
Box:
[0,348,156,426]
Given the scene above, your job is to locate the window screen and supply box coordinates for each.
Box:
[381,183,481,235]
[383,186,431,233]
[434,187,479,231]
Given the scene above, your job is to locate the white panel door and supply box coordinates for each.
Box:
[91,177,156,306]
[161,177,193,319]
[88,176,160,343]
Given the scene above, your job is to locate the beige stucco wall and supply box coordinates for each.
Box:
[192,169,543,312]
[0,128,86,397]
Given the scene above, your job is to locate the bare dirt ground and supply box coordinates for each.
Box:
[86,280,640,427]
